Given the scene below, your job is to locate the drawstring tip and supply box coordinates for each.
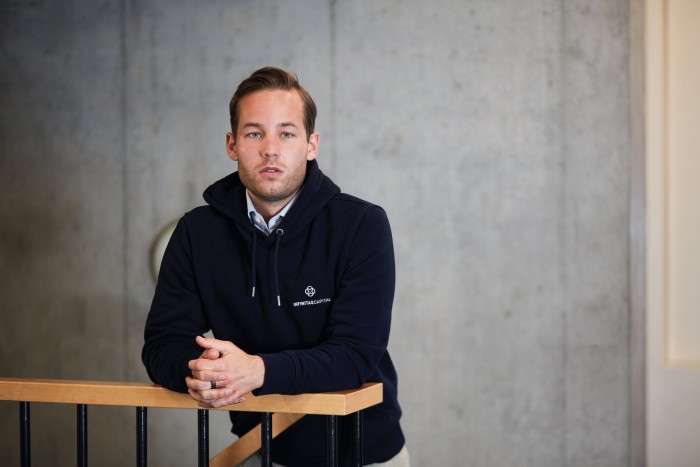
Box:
[251,286,256,298]
[277,295,281,307]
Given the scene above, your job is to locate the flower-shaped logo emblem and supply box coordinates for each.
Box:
[305,286,316,297]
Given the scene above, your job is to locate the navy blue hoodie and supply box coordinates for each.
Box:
[142,160,404,466]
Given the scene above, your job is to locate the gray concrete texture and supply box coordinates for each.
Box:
[0,0,634,465]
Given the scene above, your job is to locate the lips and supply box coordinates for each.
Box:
[259,167,284,179]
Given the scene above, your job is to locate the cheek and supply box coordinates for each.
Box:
[233,146,257,163]
[290,160,308,180]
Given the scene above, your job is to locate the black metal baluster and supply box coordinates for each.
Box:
[197,410,209,467]
[261,412,272,467]
[326,415,338,467]
[136,407,147,467]
[20,402,31,467]
[77,404,88,467]
[352,410,363,467]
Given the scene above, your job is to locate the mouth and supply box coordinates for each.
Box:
[260,167,282,174]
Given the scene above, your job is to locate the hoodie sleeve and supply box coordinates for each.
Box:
[142,217,209,392]
[257,204,396,395]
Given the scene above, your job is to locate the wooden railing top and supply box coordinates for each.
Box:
[0,378,383,416]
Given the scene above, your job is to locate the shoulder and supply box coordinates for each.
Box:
[325,193,393,241]
[181,205,227,225]
[329,193,389,219]
[172,206,234,242]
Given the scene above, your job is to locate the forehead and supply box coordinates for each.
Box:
[238,89,304,125]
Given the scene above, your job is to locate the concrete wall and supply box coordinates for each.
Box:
[0,1,638,465]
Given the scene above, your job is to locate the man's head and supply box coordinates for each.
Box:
[225,67,320,220]
[229,67,317,141]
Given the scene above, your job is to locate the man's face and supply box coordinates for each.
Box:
[226,89,319,211]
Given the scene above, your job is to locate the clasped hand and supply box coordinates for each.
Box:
[185,335,265,409]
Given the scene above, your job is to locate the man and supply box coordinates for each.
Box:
[142,67,408,466]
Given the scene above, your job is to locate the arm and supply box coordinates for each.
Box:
[141,217,209,392]
[143,217,264,407]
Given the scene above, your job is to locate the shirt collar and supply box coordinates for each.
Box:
[246,189,300,236]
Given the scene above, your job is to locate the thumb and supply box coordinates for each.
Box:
[195,335,235,355]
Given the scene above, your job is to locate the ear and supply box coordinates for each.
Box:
[226,132,238,161]
[306,131,319,161]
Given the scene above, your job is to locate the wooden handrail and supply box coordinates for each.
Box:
[209,412,303,467]
[0,377,383,415]
[2,378,381,466]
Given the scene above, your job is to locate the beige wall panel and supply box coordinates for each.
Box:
[648,1,700,466]
[665,0,700,364]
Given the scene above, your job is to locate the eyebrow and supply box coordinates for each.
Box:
[242,122,300,130]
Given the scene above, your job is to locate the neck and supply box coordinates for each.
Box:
[248,191,298,223]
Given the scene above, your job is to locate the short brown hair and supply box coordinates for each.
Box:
[229,67,317,140]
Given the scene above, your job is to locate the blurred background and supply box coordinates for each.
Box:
[1,0,689,465]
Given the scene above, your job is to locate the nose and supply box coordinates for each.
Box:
[260,136,279,158]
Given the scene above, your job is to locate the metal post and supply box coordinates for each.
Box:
[326,415,338,467]
[77,404,88,467]
[136,407,147,467]
[197,410,209,467]
[20,402,31,467]
[352,410,363,467]
[260,412,272,467]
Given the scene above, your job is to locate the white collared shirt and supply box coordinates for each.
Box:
[246,190,300,236]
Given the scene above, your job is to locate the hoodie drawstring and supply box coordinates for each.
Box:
[273,229,284,306]
[249,227,284,306]
[250,231,257,298]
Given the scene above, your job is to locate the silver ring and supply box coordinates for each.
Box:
[210,380,217,390]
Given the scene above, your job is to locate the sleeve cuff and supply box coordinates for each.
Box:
[255,352,296,395]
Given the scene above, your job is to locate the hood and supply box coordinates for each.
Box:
[202,160,341,306]
[202,159,341,243]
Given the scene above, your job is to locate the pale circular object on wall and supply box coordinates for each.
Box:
[150,219,178,283]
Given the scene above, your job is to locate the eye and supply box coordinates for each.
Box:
[246,132,262,139]
[281,132,294,139]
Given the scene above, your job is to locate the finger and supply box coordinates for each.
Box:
[188,356,225,372]
[200,347,222,360]
[189,388,224,406]
[189,388,242,408]
[186,375,228,392]
[189,365,229,382]
[195,335,235,355]
[186,376,214,393]
[187,383,235,401]
[203,392,244,409]
[186,376,211,393]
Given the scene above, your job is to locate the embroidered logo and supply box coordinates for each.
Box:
[293,285,331,307]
